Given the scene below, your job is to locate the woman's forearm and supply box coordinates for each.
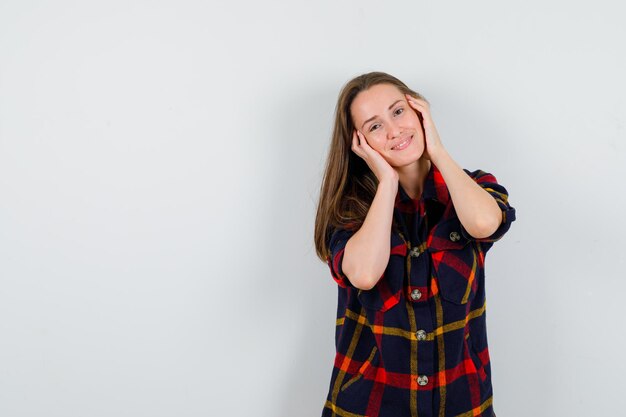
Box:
[342,178,398,290]
[431,150,502,238]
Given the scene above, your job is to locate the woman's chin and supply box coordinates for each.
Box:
[392,149,424,167]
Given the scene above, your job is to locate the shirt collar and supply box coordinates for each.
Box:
[394,162,450,212]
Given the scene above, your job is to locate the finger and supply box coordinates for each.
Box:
[357,131,372,151]
[351,131,367,158]
[405,93,428,103]
[352,132,361,153]
[406,97,426,108]
[406,98,426,113]
[405,94,430,108]
[406,100,423,113]
[352,130,358,146]
[357,130,363,144]
[406,98,432,121]
[354,132,374,161]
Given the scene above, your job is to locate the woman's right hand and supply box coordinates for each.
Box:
[351,130,399,184]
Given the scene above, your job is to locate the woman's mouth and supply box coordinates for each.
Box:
[391,136,412,151]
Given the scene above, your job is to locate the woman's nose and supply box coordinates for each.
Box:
[387,121,402,140]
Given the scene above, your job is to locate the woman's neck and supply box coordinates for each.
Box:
[397,157,431,200]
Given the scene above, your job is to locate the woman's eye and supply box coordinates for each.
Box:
[369,124,380,132]
[394,107,404,116]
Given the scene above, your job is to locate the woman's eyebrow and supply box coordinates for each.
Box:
[361,99,404,129]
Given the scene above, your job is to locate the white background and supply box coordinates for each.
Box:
[1,1,624,416]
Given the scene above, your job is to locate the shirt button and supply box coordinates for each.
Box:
[409,247,420,257]
[416,330,427,341]
[417,375,429,386]
[410,289,422,301]
[449,231,461,242]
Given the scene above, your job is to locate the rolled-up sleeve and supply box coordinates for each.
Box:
[460,169,516,245]
[327,227,356,288]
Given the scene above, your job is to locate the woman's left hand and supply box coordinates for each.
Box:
[405,94,446,163]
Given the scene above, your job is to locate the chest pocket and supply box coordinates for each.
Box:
[356,233,406,312]
[428,217,479,305]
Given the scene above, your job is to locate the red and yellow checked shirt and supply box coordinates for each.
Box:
[322,163,516,417]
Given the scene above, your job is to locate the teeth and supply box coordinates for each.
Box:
[392,137,411,150]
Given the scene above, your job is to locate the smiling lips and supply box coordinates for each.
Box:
[391,135,413,150]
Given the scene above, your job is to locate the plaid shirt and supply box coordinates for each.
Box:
[322,164,516,417]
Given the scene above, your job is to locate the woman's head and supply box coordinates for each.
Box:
[333,72,427,169]
[314,71,427,262]
[350,82,426,169]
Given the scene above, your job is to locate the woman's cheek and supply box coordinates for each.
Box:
[369,135,385,152]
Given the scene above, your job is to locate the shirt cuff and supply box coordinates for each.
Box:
[327,227,356,288]
[459,169,517,244]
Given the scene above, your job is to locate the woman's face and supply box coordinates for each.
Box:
[350,83,425,168]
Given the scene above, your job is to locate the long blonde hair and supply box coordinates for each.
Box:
[313,71,426,262]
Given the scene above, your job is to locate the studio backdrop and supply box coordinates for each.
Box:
[1,1,624,416]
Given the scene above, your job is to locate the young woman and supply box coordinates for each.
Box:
[314,72,516,417]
